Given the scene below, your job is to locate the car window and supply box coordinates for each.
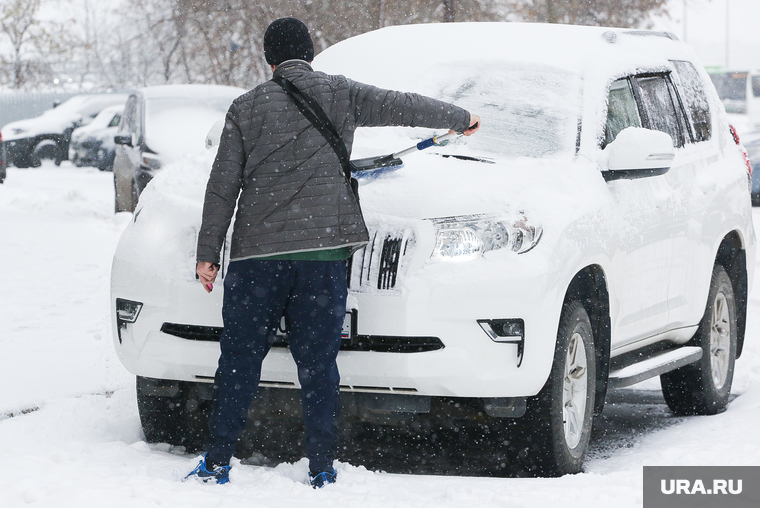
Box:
[670,61,712,142]
[604,78,642,147]
[633,75,684,148]
[667,77,693,144]
[108,113,121,128]
[752,76,760,98]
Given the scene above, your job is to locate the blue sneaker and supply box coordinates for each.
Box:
[183,455,231,485]
[309,468,337,488]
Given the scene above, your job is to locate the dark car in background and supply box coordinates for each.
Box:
[1,94,127,168]
[113,84,244,212]
[0,130,6,183]
[69,104,124,171]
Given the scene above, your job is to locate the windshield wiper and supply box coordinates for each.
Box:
[438,153,495,164]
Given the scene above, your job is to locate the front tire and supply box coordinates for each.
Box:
[31,139,60,167]
[661,264,737,415]
[136,376,210,451]
[513,300,596,476]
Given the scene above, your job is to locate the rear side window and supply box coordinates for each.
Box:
[671,61,712,142]
[753,75,760,98]
[604,79,642,147]
[634,75,684,148]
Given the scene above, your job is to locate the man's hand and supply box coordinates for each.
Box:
[462,114,480,136]
[197,262,219,293]
[450,114,481,137]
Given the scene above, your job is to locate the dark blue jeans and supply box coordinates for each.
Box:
[205,258,346,474]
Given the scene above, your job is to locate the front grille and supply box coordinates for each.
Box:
[161,323,443,353]
[349,228,415,290]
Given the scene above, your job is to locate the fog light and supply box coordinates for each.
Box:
[116,298,143,344]
[116,298,143,323]
[478,318,525,367]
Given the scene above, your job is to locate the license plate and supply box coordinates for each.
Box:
[276,310,356,342]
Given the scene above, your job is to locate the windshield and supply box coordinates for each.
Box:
[428,63,582,159]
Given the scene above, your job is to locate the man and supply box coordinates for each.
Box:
[186,17,480,487]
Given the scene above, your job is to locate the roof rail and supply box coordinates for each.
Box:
[602,30,680,44]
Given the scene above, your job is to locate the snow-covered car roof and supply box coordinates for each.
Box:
[1,94,128,141]
[315,22,695,86]
[137,84,244,100]
[71,104,124,140]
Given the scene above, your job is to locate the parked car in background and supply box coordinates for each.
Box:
[112,84,245,212]
[744,131,760,204]
[0,130,6,183]
[709,70,748,114]
[111,23,754,476]
[0,133,8,183]
[747,71,760,130]
[0,94,128,168]
[69,105,124,171]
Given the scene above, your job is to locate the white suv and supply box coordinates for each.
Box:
[111,23,755,476]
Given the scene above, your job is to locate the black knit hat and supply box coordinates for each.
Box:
[264,17,314,66]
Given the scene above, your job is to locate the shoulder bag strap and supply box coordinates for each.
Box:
[272,76,353,183]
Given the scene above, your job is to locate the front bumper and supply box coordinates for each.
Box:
[112,234,564,399]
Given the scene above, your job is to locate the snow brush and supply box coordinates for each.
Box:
[351,132,463,175]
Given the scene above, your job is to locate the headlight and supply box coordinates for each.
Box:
[430,213,542,260]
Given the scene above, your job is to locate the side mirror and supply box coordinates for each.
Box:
[205,119,224,149]
[603,127,674,182]
[114,134,133,147]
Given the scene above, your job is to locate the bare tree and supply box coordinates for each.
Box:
[503,0,670,28]
[0,0,73,89]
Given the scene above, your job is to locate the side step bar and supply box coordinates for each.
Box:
[608,346,703,389]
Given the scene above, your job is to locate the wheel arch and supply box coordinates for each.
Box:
[715,230,748,358]
[563,264,611,415]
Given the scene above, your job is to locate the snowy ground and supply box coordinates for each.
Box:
[1,159,760,508]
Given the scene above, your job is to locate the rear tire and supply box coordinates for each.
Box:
[661,264,737,415]
[136,376,211,451]
[512,300,596,476]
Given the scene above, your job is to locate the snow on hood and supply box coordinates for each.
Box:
[1,94,128,141]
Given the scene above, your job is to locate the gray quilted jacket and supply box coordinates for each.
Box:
[196,60,471,264]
